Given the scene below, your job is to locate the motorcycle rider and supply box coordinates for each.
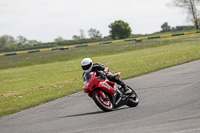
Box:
[81,58,132,95]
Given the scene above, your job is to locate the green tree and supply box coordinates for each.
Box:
[0,36,7,48]
[27,40,38,45]
[72,35,81,40]
[54,37,64,42]
[0,35,16,48]
[109,20,132,40]
[161,22,171,32]
[17,36,27,44]
[88,28,102,38]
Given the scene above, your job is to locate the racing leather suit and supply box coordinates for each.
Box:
[82,63,126,88]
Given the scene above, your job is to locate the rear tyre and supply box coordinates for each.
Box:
[92,91,113,112]
[126,86,139,107]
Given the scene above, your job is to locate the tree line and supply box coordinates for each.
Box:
[0,35,42,52]
[0,21,131,53]
[0,21,197,53]
[160,22,195,32]
[0,34,112,53]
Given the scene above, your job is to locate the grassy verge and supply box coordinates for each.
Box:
[0,34,200,117]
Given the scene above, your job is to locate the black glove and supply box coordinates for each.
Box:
[99,71,106,79]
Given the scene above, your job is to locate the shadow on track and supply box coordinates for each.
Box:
[60,111,104,118]
[60,107,129,118]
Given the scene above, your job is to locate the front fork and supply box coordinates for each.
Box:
[99,90,106,100]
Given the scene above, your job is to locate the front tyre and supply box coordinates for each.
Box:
[92,91,113,112]
[126,86,139,107]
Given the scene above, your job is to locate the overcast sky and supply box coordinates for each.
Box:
[0,0,190,42]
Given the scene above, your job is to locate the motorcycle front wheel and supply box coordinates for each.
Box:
[92,91,113,112]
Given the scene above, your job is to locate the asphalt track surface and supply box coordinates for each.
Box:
[1,60,200,133]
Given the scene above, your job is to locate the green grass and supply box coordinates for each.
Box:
[0,33,200,117]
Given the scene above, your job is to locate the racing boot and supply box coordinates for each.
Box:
[108,75,133,95]
[121,83,133,95]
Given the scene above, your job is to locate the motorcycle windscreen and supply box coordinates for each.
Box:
[83,72,94,82]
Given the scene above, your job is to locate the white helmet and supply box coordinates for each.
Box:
[81,58,93,73]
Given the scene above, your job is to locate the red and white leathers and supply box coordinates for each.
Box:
[82,63,127,89]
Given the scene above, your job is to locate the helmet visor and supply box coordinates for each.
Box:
[82,62,92,71]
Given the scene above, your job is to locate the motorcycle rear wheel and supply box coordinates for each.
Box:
[126,86,139,107]
[92,91,113,112]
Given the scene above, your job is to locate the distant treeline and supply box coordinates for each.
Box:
[0,36,112,53]
[0,24,196,53]
[171,25,195,31]
[160,22,195,32]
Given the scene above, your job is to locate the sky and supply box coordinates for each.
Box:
[0,0,191,42]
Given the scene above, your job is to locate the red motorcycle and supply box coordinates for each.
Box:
[83,71,139,112]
